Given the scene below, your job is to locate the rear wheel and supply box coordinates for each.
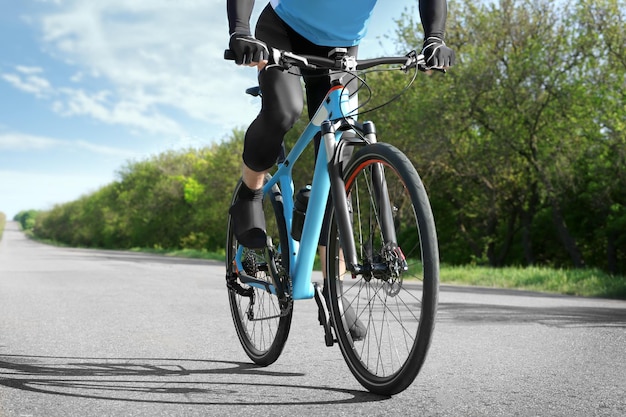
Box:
[226,179,292,366]
[326,143,439,395]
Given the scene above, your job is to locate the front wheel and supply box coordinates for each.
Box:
[326,143,439,395]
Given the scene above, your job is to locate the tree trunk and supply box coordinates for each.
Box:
[550,199,585,268]
[607,231,617,274]
[521,183,539,266]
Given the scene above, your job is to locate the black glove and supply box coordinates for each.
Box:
[229,33,269,65]
[421,36,455,69]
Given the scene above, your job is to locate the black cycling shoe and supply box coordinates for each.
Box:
[322,285,367,341]
[229,182,266,249]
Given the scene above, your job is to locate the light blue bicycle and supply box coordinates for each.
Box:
[225,48,439,395]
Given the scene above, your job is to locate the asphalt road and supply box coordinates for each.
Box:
[1,221,625,416]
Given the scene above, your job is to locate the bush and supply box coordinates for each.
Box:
[13,210,40,231]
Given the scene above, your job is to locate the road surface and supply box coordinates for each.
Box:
[1,221,625,416]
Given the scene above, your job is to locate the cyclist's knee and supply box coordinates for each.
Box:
[243,139,285,171]
[264,103,302,132]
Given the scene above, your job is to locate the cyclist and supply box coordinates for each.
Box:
[227,0,455,249]
[227,0,455,338]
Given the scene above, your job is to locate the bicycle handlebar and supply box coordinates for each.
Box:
[224,47,433,72]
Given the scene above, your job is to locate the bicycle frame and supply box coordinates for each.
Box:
[234,81,354,300]
[231,50,416,301]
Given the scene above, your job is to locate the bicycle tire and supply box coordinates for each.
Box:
[226,178,293,366]
[326,142,439,395]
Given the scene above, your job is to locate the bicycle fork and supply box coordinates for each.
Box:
[321,120,401,277]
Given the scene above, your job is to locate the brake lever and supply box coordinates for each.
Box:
[405,51,447,73]
[418,63,447,74]
[404,51,446,73]
[281,51,311,69]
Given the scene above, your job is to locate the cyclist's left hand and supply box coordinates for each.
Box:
[229,33,269,68]
[421,37,455,70]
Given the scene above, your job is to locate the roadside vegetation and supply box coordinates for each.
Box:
[440,265,626,299]
[7,0,626,299]
[13,210,38,232]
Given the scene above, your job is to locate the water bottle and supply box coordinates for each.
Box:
[291,185,311,241]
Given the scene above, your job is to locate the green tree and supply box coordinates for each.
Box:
[377,0,624,272]
[571,0,626,273]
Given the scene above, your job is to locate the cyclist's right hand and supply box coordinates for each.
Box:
[229,33,269,66]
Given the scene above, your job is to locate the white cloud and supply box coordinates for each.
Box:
[6,1,411,143]
[0,132,138,159]
[2,69,52,98]
[0,132,62,150]
[17,0,262,138]
[52,87,185,136]
[16,66,44,75]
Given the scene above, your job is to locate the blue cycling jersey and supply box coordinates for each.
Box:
[270,0,378,46]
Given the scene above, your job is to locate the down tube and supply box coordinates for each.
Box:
[291,143,331,300]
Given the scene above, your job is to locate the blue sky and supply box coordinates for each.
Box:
[1,0,417,219]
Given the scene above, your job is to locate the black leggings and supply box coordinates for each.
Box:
[242,4,358,172]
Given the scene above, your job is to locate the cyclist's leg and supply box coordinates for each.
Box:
[242,68,303,173]
[230,5,304,248]
[319,241,366,341]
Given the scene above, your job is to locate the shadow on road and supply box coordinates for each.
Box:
[0,354,388,405]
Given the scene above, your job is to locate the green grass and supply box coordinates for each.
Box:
[440,265,626,300]
[129,247,226,262]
